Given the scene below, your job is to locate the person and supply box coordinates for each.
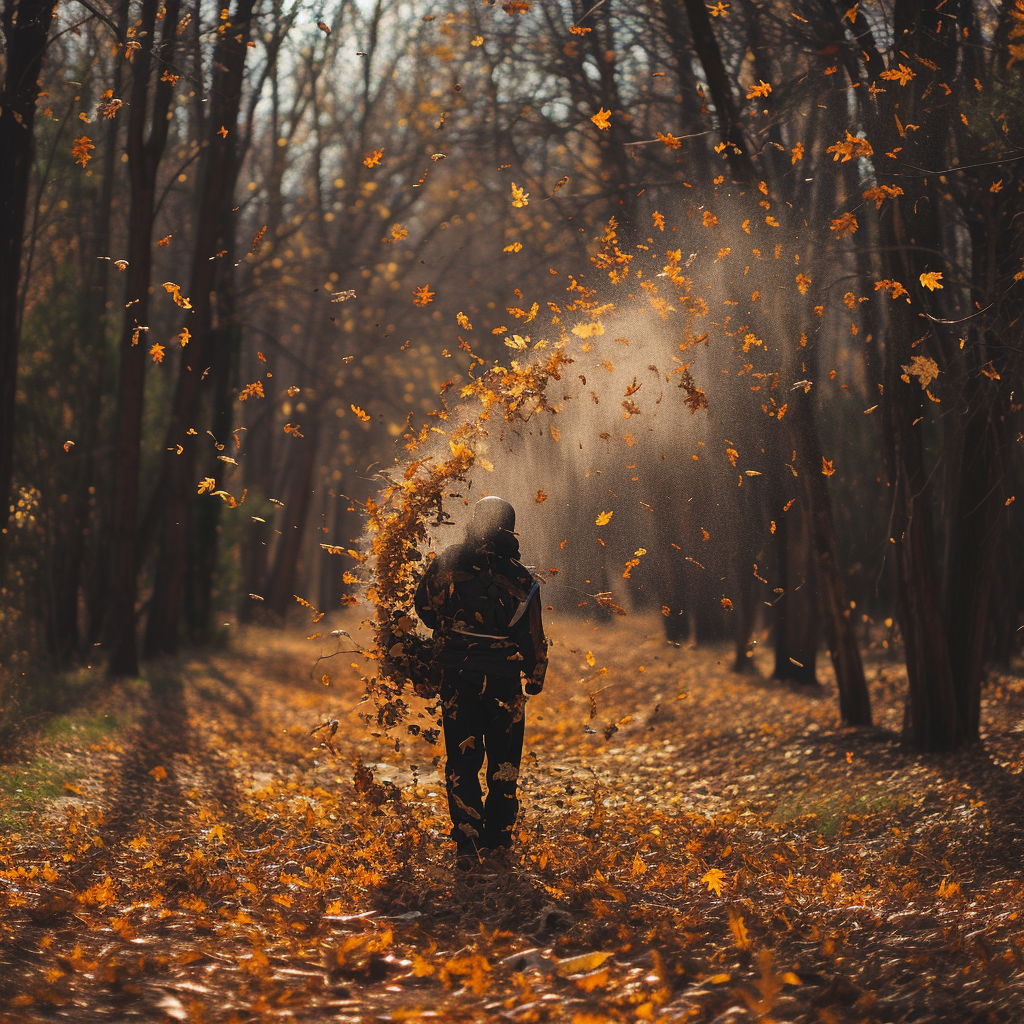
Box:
[414,496,547,869]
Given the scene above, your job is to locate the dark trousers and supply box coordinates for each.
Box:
[441,667,526,851]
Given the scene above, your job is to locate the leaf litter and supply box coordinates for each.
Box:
[1,618,1023,1022]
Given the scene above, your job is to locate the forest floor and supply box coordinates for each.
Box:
[1,612,1023,1024]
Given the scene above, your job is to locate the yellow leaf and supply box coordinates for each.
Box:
[510,182,530,207]
[880,62,915,86]
[822,456,835,477]
[363,147,384,168]
[351,404,371,422]
[709,972,731,984]
[919,271,944,290]
[746,79,771,99]
[149,765,167,780]
[586,650,596,666]
[162,281,192,309]
[595,510,613,526]
[702,867,726,895]
[728,908,751,949]
[591,107,612,130]
[901,355,940,389]
[555,951,613,976]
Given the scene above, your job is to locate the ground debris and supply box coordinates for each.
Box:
[1,616,1022,1022]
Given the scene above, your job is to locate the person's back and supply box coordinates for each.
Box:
[414,497,547,868]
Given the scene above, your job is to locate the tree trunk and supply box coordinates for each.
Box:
[47,26,126,664]
[771,501,819,686]
[144,0,256,655]
[790,393,872,723]
[0,0,56,576]
[106,0,182,676]
[264,415,321,618]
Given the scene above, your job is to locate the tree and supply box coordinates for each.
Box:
[106,0,183,676]
[0,0,57,576]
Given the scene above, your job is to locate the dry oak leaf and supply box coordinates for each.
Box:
[351,404,371,422]
[510,182,530,207]
[874,278,910,302]
[863,184,904,208]
[149,343,165,363]
[72,135,95,167]
[822,456,836,476]
[919,271,944,291]
[880,62,915,85]
[595,510,614,526]
[363,147,384,168]
[746,79,772,99]
[830,212,858,237]
[657,132,681,148]
[901,355,940,389]
[412,284,435,306]
[591,107,612,130]
[827,131,873,162]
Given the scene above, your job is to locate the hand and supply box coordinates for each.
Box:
[525,660,547,696]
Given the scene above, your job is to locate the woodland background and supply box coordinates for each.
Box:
[1,0,1023,752]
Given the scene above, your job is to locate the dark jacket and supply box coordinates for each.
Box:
[414,531,546,676]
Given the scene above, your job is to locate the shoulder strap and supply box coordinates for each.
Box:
[508,582,540,628]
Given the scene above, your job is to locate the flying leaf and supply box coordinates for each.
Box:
[71,135,95,168]
[830,212,858,238]
[919,271,943,291]
[591,107,612,130]
[901,355,940,389]
[595,510,613,526]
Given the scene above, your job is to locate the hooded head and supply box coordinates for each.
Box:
[468,496,517,555]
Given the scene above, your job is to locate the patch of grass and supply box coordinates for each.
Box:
[42,711,121,742]
[0,663,108,752]
[0,757,79,829]
[771,786,913,838]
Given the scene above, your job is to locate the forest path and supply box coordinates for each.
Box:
[1,615,1023,1023]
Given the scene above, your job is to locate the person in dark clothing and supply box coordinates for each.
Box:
[414,496,547,867]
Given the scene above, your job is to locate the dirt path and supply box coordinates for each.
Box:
[2,615,1023,1023]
